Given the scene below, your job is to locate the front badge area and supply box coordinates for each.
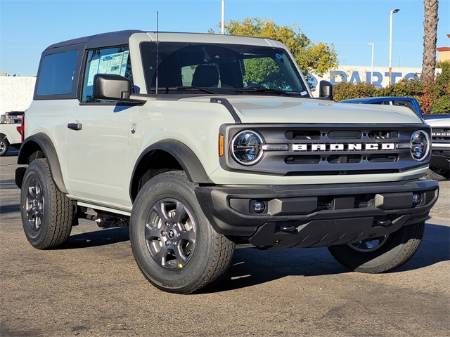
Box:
[291,142,397,152]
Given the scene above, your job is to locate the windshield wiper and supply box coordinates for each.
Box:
[163,86,217,94]
[232,87,304,97]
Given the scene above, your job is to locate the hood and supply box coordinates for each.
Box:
[424,117,450,128]
[182,96,423,124]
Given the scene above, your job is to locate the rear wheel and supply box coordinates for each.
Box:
[130,171,235,294]
[0,136,9,156]
[20,159,75,249]
[328,222,425,273]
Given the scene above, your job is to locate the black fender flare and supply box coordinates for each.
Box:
[18,133,67,193]
[130,139,212,199]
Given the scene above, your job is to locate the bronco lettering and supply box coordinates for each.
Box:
[291,143,397,152]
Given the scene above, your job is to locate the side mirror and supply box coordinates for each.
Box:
[93,74,132,101]
[319,80,333,100]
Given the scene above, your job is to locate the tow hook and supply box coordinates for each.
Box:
[279,225,298,233]
[375,219,392,227]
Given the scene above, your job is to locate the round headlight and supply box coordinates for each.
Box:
[231,130,263,165]
[410,130,430,161]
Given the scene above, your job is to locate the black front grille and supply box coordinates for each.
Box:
[282,128,402,168]
[221,124,430,176]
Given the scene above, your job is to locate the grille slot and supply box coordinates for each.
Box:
[368,130,399,140]
[368,154,399,163]
[328,155,362,164]
[285,130,321,140]
[285,155,321,164]
[327,130,361,139]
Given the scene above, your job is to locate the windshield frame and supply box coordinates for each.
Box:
[139,41,310,98]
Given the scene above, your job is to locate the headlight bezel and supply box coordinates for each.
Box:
[231,130,264,166]
[410,130,430,162]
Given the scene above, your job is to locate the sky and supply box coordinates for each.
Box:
[0,0,449,75]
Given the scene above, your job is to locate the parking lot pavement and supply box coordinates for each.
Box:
[1,155,449,337]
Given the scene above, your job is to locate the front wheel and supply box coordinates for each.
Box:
[0,136,9,156]
[130,171,235,294]
[328,222,425,273]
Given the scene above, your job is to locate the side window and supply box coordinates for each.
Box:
[36,50,78,97]
[81,46,131,102]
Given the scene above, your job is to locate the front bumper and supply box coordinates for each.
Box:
[195,179,439,248]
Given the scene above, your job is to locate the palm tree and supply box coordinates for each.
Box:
[422,0,439,82]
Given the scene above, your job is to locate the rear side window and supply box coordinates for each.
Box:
[392,100,414,110]
[81,46,131,102]
[36,50,78,97]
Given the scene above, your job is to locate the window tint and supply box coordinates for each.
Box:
[82,46,131,102]
[36,50,78,96]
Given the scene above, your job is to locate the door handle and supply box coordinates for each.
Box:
[67,122,82,131]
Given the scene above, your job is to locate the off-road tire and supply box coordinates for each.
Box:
[130,171,235,294]
[0,136,9,156]
[20,159,74,249]
[328,222,425,273]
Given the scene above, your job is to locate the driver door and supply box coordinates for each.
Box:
[64,46,138,208]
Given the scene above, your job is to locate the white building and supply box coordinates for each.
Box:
[0,75,36,115]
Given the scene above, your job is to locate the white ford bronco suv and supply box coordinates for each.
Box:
[16,30,439,293]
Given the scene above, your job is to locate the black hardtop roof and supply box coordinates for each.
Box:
[43,30,278,54]
[44,30,143,52]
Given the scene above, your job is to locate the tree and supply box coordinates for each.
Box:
[431,61,450,113]
[422,0,439,82]
[225,18,337,76]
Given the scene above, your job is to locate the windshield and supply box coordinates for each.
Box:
[140,42,309,97]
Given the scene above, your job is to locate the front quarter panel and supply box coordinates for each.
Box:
[130,99,235,181]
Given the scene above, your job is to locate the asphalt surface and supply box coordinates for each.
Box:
[1,154,449,337]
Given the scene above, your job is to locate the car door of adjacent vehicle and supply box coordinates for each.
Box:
[64,46,138,209]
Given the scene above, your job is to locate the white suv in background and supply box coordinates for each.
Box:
[0,111,23,156]
[424,114,450,178]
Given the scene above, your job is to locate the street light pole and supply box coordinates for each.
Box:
[221,0,225,34]
[368,42,375,73]
[388,8,400,86]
